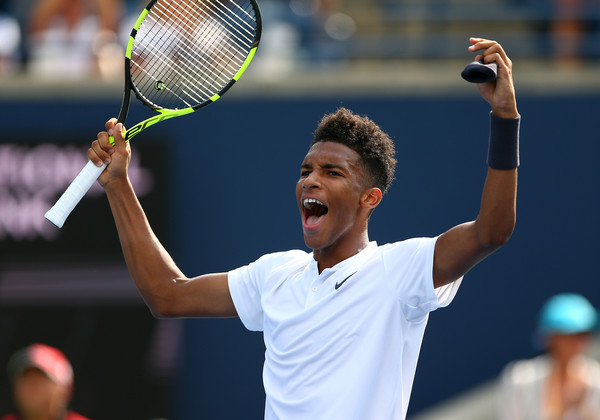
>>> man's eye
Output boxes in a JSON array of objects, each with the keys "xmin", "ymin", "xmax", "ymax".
[
  {"xmin": 301, "ymin": 171, "xmax": 310, "ymax": 177},
  {"xmin": 329, "ymin": 171, "xmax": 341, "ymax": 176}
]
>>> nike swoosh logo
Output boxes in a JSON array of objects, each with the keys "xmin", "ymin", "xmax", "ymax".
[{"xmin": 335, "ymin": 271, "xmax": 357, "ymax": 290}]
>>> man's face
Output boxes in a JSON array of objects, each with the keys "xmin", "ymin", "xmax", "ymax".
[
  {"xmin": 296, "ymin": 141, "xmax": 369, "ymax": 252},
  {"xmin": 13, "ymin": 368, "xmax": 70, "ymax": 418}
]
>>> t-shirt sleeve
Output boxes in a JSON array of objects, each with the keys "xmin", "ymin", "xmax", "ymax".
[
  {"xmin": 381, "ymin": 236, "xmax": 462, "ymax": 322},
  {"xmin": 228, "ymin": 250, "xmax": 308, "ymax": 332},
  {"xmin": 228, "ymin": 257, "xmax": 267, "ymax": 332}
]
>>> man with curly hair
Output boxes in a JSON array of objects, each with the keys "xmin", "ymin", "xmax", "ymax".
[
  {"xmin": 312, "ymin": 107, "xmax": 397, "ymax": 194},
  {"xmin": 88, "ymin": 37, "xmax": 519, "ymax": 419}
]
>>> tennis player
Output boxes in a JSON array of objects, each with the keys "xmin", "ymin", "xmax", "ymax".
[{"xmin": 89, "ymin": 37, "xmax": 520, "ymax": 419}]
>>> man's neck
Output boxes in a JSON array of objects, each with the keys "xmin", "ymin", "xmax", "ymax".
[{"xmin": 313, "ymin": 236, "xmax": 370, "ymax": 273}]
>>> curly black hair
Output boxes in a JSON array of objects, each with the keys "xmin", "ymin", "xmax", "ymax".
[{"xmin": 311, "ymin": 108, "xmax": 397, "ymax": 194}]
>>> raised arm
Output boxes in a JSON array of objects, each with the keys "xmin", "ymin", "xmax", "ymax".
[
  {"xmin": 89, "ymin": 119, "xmax": 236, "ymax": 318},
  {"xmin": 433, "ymin": 38, "xmax": 519, "ymax": 288}
]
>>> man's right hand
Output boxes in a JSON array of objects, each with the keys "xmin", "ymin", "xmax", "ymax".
[{"xmin": 88, "ymin": 118, "xmax": 131, "ymax": 189}]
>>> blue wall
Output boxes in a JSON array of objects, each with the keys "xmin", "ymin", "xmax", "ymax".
[{"xmin": 2, "ymin": 92, "xmax": 598, "ymax": 418}]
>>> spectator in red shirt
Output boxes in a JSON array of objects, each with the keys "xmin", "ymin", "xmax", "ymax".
[{"xmin": 1, "ymin": 343, "xmax": 90, "ymax": 420}]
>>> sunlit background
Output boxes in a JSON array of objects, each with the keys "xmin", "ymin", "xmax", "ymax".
[{"xmin": 0, "ymin": 0, "xmax": 599, "ymax": 419}]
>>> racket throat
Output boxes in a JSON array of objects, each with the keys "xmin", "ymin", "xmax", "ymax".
[{"xmin": 125, "ymin": 108, "xmax": 195, "ymax": 141}]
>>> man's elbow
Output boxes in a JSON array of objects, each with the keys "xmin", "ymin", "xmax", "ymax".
[
  {"xmin": 143, "ymin": 295, "xmax": 181, "ymax": 319},
  {"xmin": 149, "ymin": 305, "xmax": 169, "ymax": 319},
  {"xmin": 479, "ymin": 217, "xmax": 516, "ymax": 248},
  {"xmin": 150, "ymin": 302, "xmax": 186, "ymax": 319},
  {"xmin": 487, "ymin": 229, "xmax": 514, "ymax": 248}
]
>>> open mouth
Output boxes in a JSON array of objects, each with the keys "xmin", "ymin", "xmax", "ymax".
[{"xmin": 302, "ymin": 198, "xmax": 329, "ymax": 227}]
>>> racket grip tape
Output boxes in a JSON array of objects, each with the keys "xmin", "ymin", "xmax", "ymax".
[
  {"xmin": 461, "ymin": 59, "xmax": 498, "ymax": 83},
  {"xmin": 44, "ymin": 160, "xmax": 106, "ymax": 228}
]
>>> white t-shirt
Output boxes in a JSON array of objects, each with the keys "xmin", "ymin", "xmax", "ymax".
[{"xmin": 228, "ymin": 237, "xmax": 462, "ymax": 420}]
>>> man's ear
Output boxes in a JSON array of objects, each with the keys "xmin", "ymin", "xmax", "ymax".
[{"xmin": 361, "ymin": 187, "xmax": 383, "ymax": 210}]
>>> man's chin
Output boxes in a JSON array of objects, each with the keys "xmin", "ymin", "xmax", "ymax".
[{"xmin": 303, "ymin": 234, "xmax": 324, "ymax": 251}]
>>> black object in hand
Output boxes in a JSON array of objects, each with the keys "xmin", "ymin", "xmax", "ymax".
[{"xmin": 461, "ymin": 59, "xmax": 497, "ymax": 83}]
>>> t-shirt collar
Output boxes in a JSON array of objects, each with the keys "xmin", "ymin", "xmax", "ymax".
[{"xmin": 308, "ymin": 241, "xmax": 378, "ymax": 277}]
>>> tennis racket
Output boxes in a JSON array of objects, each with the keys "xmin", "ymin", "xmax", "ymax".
[{"xmin": 45, "ymin": 0, "xmax": 262, "ymax": 228}]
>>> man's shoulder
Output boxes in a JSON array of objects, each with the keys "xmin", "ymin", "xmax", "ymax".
[
  {"xmin": 376, "ymin": 236, "xmax": 438, "ymax": 257},
  {"xmin": 255, "ymin": 249, "xmax": 311, "ymax": 267},
  {"xmin": 231, "ymin": 249, "xmax": 312, "ymax": 280}
]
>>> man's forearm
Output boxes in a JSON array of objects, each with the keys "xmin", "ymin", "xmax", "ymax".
[
  {"xmin": 105, "ymin": 178, "xmax": 185, "ymax": 313},
  {"xmin": 475, "ymin": 113, "xmax": 519, "ymax": 247}
]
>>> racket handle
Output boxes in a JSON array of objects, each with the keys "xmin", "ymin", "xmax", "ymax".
[
  {"xmin": 461, "ymin": 59, "xmax": 498, "ymax": 83},
  {"xmin": 44, "ymin": 160, "xmax": 106, "ymax": 228}
]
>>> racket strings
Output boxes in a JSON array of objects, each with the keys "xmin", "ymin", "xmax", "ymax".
[
  {"xmin": 131, "ymin": 0, "xmax": 258, "ymax": 110},
  {"xmin": 155, "ymin": 0, "xmax": 248, "ymax": 73},
  {"xmin": 135, "ymin": 3, "xmax": 238, "ymax": 106},
  {"xmin": 202, "ymin": 0, "xmax": 257, "ymax": 49},
  {"xmin": 143, "ymin": 1, "xmax": 246, "ymax": 85},
  {"xmin": 181, "ymin": 1, "xmax": 248, "ymax": 84}
]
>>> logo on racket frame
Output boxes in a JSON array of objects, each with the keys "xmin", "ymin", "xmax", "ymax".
[{"xmin": 124, "ymin": 108, "xmax": 194, "ymax": 141}]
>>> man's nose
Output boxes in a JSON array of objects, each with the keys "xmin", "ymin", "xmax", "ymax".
[{"xmin": 302, "ymin": 172, "xmax": 321, "ymax": 189}]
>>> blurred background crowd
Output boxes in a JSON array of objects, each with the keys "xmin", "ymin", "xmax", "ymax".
[{"xmin": 0, "ymin": 0, "xmax": 599, "ymax": 80}]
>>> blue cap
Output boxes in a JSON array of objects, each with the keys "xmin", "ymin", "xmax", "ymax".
[{"xmin": 537, "ymin": 293, "xmax": 598, "ymax": 337}]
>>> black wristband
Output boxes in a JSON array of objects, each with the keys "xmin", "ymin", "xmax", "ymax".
[{"xmin": 487, "ymin": 112, "xmax": 520, "ymax": 169}]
